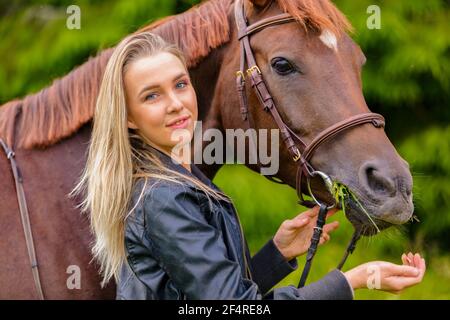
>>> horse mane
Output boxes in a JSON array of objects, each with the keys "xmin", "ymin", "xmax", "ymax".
[
  {"xmin": 276, "ymin": 0, "xmax": 352, "ymax": 35},
  {"xmin": 0, "ymin": 0, "xmax": 351, "ymax": 149}
]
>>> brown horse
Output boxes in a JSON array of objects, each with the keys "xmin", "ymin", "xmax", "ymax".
[{"xmin": 0, "ymin": 0, "xmax": 413, "ymax": 299}]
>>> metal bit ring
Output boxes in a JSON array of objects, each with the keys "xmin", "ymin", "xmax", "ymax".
[{"xmin": 306, "ymin": 170, "xmax": 337, "ymax": 210}]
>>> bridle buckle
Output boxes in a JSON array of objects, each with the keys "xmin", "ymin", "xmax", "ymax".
[
  {"xmin": 235, "ymin": 70, "xmax": 245, "ymax": 79},
  {"xmin": 292, "ymin": 148, "xmax": 301, "ymax": 162},
  {"xmin": 246, "ymin": 65, "xmax": 261, "ymax": 76}
]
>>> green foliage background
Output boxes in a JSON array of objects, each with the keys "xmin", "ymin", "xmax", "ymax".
[{"xmin": 1, "ymin": 0, "xmax": 448, "ymax": 299}]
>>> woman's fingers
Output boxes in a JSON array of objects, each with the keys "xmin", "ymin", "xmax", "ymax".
[
  {"xmin": 408, "ymin": 252, "xmax": 414, "ymax": 265},
  {"xmin": 319, "ymin": 223, "xmax": 338, "ymax": 245},
  {"xmin": 414, "ymin": 253, "xmax": 423, "ymax": 271},
  {"xmin": 388, "ymin": 264, "xmax": 420, "ymax": 277},
  {"xmin": 382, "ymin": 263, "xmax": 420, "ymax": 292},
  {"xmin": 323, "ymin": 221, "xmax": 339, "ymax": 233},
  {"xmin": 305, "ymin": 206, "xmax": 320, "ymax": 218},
  {"xmin": 319, "ymin": 233, "xmax": 330, "ymax": 245},
  {"xmin": 415, "ymin": 254, "xmax": 426, "ymax": 278},
  {"xmin": 403, "ymin": 252, "xmax": 425, "ymax": 273},
  {"xmin": 326, "ymin": 208, "xmax": 339, "ymax": 218},
  {"xmin": 292, "ymin": 217, "xmax": 310, "ymax": 229},
  {"xmin": 421, "ymin": 256, "xmax": 426, "ymax": 272},
  {"xmin": 296, "ymin": 205, "xmax": 342, "ymax": 217},
  {"xmin": 355, "ymin": 256, "xmax": 427, "ymax": 294},
  {"xmin": 402, "ymin": 253, "xmax": 414, "ymax": 266},
  {"xmin": 401, "ymin": 253, "xmax": 409, "ymax": 266},
  {"xmin": 413, "ymin": 253, "xmax": 419, "ymax": 266},
  {"xmin": 290, "ymin": 207, "xmax": 318, "ymax": 223},
  {"xmin": 296, "ymin": 206, "xmax": 341, "ymax": 223},
  {"xmin": 290, "ymin": 206, "xmax": 321, "ymax": 227},
  {"xmin": 387, "ymin": 274, "xmax": 423, "ymax": 292},
  {"xmin": 287, "ymin": 207, "xmax": 340, "ymax": 234},
  {"xmin": 405, "ymin": 254, "xmax": 426, "ymax": 282},
  {"xmin": 283, "ymin": 216, "xmax": 310, "ymax": 231}
]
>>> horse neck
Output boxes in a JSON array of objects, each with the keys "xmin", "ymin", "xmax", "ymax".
[
  {"xmin": 188, "ymin": 41, "xmax": 235, "ymax": 178},
  {"xmin": 189, "ymin": 46, "xmax": 225, "ymax": 123}
]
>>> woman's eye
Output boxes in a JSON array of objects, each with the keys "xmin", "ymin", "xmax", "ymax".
[
  {"xmin": 271, "ymin": 57, "xmax": 296, "ymax": 75},
  {"xmin": 176, "ymin": 81, "xmax": 188, "ymax": 89},
  {"xmin": 145, "ymin": 93, "xmax": 158, "ymax": 101}
]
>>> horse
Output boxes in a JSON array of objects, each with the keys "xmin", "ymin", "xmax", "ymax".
[{"xmin": 0, "ymin": 0, "xmax": 413, "ymax": 299}]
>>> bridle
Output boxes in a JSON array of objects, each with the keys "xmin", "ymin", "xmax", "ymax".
[{"xmin": 234, "ymin": 0, "xmax": 386, "ymax": 287}]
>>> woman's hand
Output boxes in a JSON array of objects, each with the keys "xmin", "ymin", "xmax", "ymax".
[
  {"xmin": 273, "ymin": 206, "xmax": 340, "ymax": 261},
  {"xmin": 344, "ymin": 253, "xmax": 426, "ymax": 294}
]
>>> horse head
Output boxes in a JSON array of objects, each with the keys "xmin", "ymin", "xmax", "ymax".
[{"xmin": 215, "ymin": 0, "xmax": 413, "ymax": 236}]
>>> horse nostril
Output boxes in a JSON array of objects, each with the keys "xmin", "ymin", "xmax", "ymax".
[
  {"xmin": 360, "ymin": 163, "xmax": 397, "ymax": 197},
  {"xmin": 399, "ymin": 176, "xmax": 412, "ymax": 198}
]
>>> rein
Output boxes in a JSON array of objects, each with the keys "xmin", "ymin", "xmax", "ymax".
[{"xmin": 0, "ymin": 136, "xmax": 44, "ymax": 299}]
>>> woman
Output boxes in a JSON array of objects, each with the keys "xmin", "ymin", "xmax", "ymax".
[{"xmin": 71, "ymin": 32, "xmax": 425, "ymax": 299}]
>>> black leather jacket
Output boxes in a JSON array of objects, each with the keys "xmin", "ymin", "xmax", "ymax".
[{"xmin": 116, "ymin": 147, "xmax": 354, "ymax": 300}]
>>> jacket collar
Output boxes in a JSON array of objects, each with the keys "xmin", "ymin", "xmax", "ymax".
[{"xmin": 148, "ymin": 144, "xmax": 220, "ymax": 192}]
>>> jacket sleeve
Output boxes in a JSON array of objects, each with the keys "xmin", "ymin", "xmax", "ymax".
[
  {"xmin": 250, "ymin": 238, "xmax": 298, "ymax": 294},
  {"xmin": 142, "ymin": 184, "xmax": 354, "ymax": 300}
]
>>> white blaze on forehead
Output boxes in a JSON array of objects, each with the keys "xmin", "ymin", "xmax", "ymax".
[{"xmin": 319, "ymin": 29, "xmax": 338, "ymax": 52}]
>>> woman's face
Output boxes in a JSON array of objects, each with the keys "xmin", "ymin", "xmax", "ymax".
[{"xmin": 124, "ymin": 52, "xmax": 197, "ymax": 156}]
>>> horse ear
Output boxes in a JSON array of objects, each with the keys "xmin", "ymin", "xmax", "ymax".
[{"xmin": 248, "ymin": 0, "xmax": 272, "ymax": 9}]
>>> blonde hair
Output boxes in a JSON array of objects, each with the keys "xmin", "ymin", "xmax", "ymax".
[{"xmin": 70, "ymin": 32, "xmax": 229, "ymax": 288}]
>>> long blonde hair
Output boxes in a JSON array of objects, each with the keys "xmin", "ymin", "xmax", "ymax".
[{"xmin": 70, "ymin": 32, "xmax": 229, "ymax": 288}]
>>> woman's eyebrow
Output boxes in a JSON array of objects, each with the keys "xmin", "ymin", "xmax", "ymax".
[
  {"xmin": 138, "ymin": 84, "xmax": 158, "ymax": 96},
  {"xmin": 172, "ymin": 72, "xmax": 188, "ymax": 81},
  {"xmin": 138, "ymin": 72, "xmax": 188, "ymax": 96}
]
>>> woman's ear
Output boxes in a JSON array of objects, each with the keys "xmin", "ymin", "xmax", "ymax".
[{"xmin": 127, "ymin": 118, "xmax": 138, "ymax": 129}]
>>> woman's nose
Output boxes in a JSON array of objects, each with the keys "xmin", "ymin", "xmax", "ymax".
[{"xmin": 167, "ymin": 92, "xmax": 184, "ymax": 112}]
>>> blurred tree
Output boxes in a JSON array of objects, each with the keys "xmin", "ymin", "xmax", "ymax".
[
  {"xmin": 175, "ymin": 0, "xmax": 200, "ymax": 13},
  {"xmin": 335, "ymin": 0, "xmax": 450, "ymax": 139},
  {"xmin": 0, "ymin": 0, "xmax": 176, "ymax": 102},
  {"xmin": 334, "ymin": 0, "xmax": 450, "ymax": 250}
]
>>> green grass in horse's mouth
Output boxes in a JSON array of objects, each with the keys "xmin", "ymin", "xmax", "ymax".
[{"xmin": 331, "ymin": 181, "xmax": 381, "ymax": 233}]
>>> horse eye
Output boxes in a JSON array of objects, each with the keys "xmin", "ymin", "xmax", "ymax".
[{"xmin": 271, "ymin": 57, "xmax": 295, "ymax": 75}]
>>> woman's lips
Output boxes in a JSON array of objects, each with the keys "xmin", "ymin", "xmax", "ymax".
[{"xmin": 167, "ymin": 116, "xmax": 190, "ymax": 129}]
